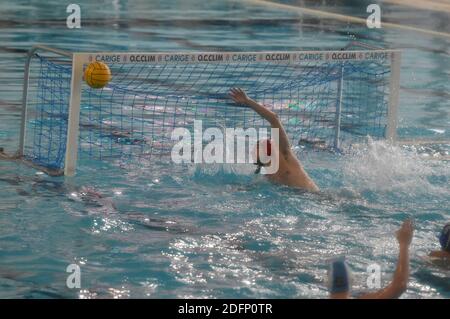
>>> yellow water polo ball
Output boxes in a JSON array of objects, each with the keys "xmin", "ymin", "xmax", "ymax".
[{"xmin": 84, "ymin": 61, "xmax": 111, "ymax": 89}]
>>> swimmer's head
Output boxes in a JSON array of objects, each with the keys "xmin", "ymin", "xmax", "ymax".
[
  {"xmin": 253, "ymin": 139, "xmax": 272, "ymax": 174},
  {"xmin": 439, "ymin": 223, "xmax": 450, "ymax": 252},
  {"xmin": 328, "ymin": 258, "xmax": 352, "ymax": 298}
]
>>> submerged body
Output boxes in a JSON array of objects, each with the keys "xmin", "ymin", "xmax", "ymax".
[
  {"xmin": 429, "ymin": 250, "xmax": 450, "ymax": 259},
  {"xmin": 429, "ymin": 223, "xmax": 450, "ymax": 265}
]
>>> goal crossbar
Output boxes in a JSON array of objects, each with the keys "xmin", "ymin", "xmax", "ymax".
[{"xmin": 10, "ymin": 44, "xmax": 401, "ymax": 176}]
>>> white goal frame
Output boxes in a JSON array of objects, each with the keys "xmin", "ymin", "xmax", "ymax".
[{"xmin": 17, "ymin": 44, "xmax": 402, "ymax": 176}]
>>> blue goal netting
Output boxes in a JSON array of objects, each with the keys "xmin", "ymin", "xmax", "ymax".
[{"xmin": 21, "ymin": 49, "xmax": 398, "ymax": 174}]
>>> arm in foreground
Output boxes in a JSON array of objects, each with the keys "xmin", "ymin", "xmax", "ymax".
[{"xmin": 359, "ymin": 219, "xmax": 414, "ymax": 299}]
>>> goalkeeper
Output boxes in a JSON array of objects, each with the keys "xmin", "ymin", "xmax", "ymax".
[{"xmin": 229, "ymin": 88, "xmax": 319, "ymax": 192}]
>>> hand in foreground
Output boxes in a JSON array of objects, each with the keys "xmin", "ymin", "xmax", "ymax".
[
  {"xmin": 396, "ymin": 219, "xmax": 414, "ymax": 247},
  {"xmin": 229, "ymin": 87, "xmax": 251, "ymax": 105}
]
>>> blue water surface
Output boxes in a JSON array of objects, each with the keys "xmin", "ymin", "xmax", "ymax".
[{"xmin": 0, "ymin": 0, "xmax": 449, "ymax": 298}]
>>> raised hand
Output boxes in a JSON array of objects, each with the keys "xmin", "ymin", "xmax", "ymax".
[
  {"xmin": 229, "ymin": 87, "xmax": 251, "ymax": 105},
  {"xmin": 396, "ymin": 219, "xmax": 414, "ymax": 247}
]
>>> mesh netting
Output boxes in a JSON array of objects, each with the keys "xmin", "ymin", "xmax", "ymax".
[{"xmin": 23, "ymin": 51, "xmax": 392, "ymax": 170}]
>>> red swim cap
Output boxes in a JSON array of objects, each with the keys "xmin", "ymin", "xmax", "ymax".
[
  {"xmin": 266, "ymin": 140, "xmax": 272, "ymax": 156},
  {"xmin": 257, "ymin": 139, "xmax": 272, "ymax": 157}
]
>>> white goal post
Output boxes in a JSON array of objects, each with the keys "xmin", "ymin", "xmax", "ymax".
[{"xmin": 12, "ymin": 44, "xmax": 401, "ymax": 176}]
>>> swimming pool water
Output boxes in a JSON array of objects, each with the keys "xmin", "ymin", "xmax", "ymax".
[{"xmin": 0, "ymin": 0, "xmax": 449, "ymax": 298}]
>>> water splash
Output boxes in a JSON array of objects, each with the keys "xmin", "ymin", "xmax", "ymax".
[{"xmin": 341, "ymin": 138, "xmax": 449, "ymax": 197}]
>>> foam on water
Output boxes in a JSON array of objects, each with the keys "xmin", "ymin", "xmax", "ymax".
[{"xmin": 341, "ymin": 138, "xmax": 449, "ymax": 198}]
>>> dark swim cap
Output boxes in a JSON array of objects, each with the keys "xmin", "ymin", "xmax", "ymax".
[
  {"xmin": 439, "ymin": 223, "xmax": 450, "ymax": 252},
  {"xmin": 328, "ymin": 259, "xmax": 351, "ymax": 294}
]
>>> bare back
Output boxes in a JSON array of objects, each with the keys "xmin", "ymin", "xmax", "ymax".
[{"xmin": 266, "ymin": 148, "xmax": 319, "ymax": 192}]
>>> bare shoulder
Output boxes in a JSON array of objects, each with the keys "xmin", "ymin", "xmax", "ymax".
[
  {"xmin": 282, "ymin": 147, "xmax": 299, "ymax": 163},
  {"xmin": 426, "ymin": 251, "xmax": 450, "ymax": 270},
  {"xmin": 429, "ymin": 250, "xmax": 450, "ymax": 259}
]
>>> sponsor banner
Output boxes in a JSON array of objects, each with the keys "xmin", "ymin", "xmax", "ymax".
[{"xmin": 78, "ymin": 50, "xmax": 398, "ymax": 64}]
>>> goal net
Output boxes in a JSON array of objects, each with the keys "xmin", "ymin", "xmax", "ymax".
[{"xmin": 12, "ymin": 45, "xmax": 401, "ymax": 176}]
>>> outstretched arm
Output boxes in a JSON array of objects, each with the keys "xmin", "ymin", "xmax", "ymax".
[
  {"xmin": 359, "ymin": 219, "xmax": 413, "ymax": 299},
  {"xmin": 429, "ymin": 250, "xmax": 450, "ymax": 258},
  {"xmin": 229, "ymin": 88, "xmax": 291, "ymax": 158}
]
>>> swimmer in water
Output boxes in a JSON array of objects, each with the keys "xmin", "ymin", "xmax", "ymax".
[
  {"xmin": 229, "ymin": 88, "xmax": 319, "ymax": 192},
  {"xmin": 328, "ymin": 219, "xmax": 414, "ymax": 299},
  {"xmin": 428, "ymin": 223, "xmax": 450, "ymax": 261}
]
